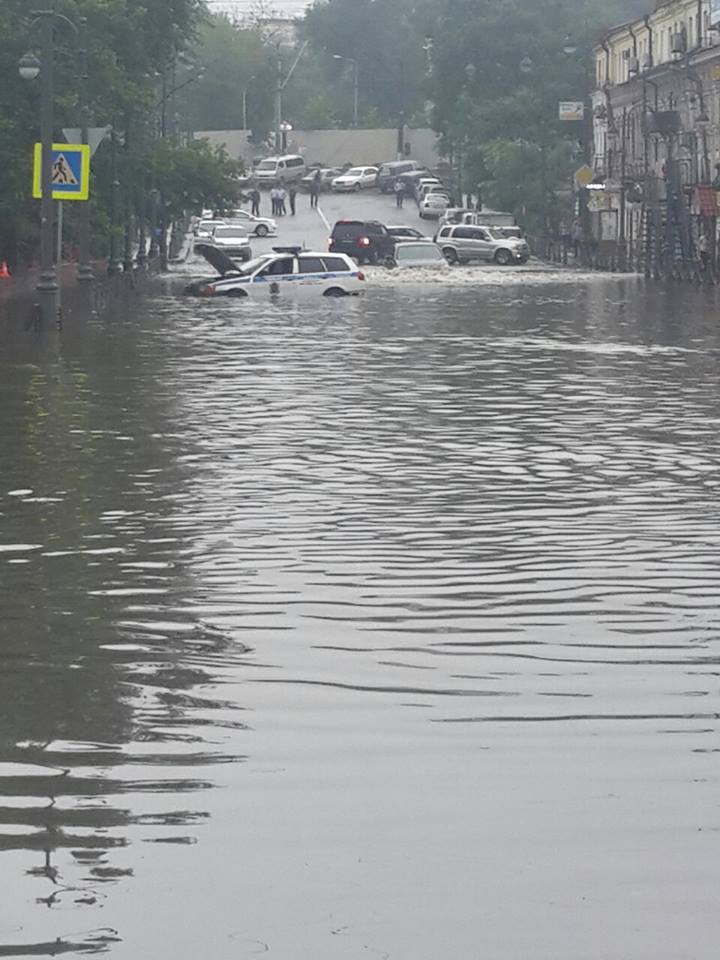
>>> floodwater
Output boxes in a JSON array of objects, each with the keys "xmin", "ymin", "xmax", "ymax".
[{"xmin": 1, "ymin": 273, "xmax": 719, "ymax": 959}]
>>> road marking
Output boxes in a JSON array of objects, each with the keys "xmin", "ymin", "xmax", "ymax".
[{"xmin": 316, "ymin": 206, "xmax": 330, "ymax": 231}]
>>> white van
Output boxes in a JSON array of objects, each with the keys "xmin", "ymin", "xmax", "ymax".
[{"xmin": 254, "ymin": 155, "xmax": 306, "ymax": 186}]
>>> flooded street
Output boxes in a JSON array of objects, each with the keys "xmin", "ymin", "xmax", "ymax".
[{"xmin": 1, "ymin": 232, "xmax": 720, "ymax": 957}]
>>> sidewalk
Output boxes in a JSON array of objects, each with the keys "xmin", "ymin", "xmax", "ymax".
[{"xmin": 0, "ymin": 260, "xmax": 110, "ymax": 301}]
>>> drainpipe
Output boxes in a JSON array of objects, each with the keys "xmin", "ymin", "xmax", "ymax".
[
  {"xmin": 601, "ymin": 39, "xmax": 611, "ymax": 84},
  {"xmin": 645, "ymin": 16, "xmax": 654, "ymax": 67},
  {"xmin": 629, "ymin": 22, "xmax": 638, "ymax": 58},
  {"xmin": 697, "ymin": 0, "xmax": 703, "ymax": 48}
]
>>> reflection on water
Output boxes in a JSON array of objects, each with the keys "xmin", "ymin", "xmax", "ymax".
[{"xmin": 1, "ymin": 277, "xmax": 720, "ymax": 958}]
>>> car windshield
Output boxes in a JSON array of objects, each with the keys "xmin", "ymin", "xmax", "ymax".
[
  {"xmin": 256, "ymin": 160, "xmax": 277, "ymax": 171},
  {"xmin": 397, "ymin": 244, "xmax": 443, "ymax": 261},
  {"xmin": 214, "ymin": 227, "xmax": 247, "ymax": 238},
  {"xmin": 488, "ymin": 228, "xmax": 521, "ymax": 240}
]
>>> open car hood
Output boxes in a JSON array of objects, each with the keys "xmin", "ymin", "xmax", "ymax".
[{"xmin": 194, "ymin": 242, "xmax": 243, "ymax": 277}]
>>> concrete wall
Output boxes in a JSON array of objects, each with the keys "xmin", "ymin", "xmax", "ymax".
[{"xmin": 195, "ymin": 128, "xmax": 442, "ymax": 172}]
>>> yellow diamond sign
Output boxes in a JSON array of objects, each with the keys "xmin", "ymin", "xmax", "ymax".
[{"xmin": 574, "ymin": 164, "xmax": 594, "ymax": 188}]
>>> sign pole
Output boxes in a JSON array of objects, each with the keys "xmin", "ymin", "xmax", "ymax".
[{"xmin": 56, "ymin": 201, "xmax": 64, "ymax": 313}]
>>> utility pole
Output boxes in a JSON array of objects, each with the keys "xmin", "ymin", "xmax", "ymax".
[
  {"xmin": 38, "ymin": 13, "xmax": 58, "ymax": 303},
  {"xmin": 275, "ymin": 41, "xmax": 309, "ymax": 151},
  {"xmin": 275, "ymin": 46, "xmax": 282, "ymax": 153}
]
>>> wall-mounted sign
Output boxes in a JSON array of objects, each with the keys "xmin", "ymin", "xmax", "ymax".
[
  {"xmin": 559, "ymin": 101, "xmax": 585, "ymax": 122},
  {"xmin": 711, "ymin": 0, "xmax": 720, "ymax": 27}
]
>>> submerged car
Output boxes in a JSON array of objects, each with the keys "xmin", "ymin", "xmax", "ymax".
[
  {"xmin": 186, "ymin": 244, "xmax": 366, "ymax": 298},
  {"xmin": 226, "ymin": 209, "xmax": 277, "ymax": 237},
  {"xmin": 386, "ymin": 241, "xmax": 448, "ymax": 270},
  {"xmin": 386, "ymin": 225, "xmax": 431, "ymax": 242}
]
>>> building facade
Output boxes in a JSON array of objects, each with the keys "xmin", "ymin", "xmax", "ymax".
[{"xmin": 590, "ymin": 0, "xmax": 720, "ymax": 276}]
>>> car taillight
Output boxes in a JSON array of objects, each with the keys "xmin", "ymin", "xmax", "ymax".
[
  {"xmin": 329, "ymin": 238, "xmax": 334, "ymax": 247},
  {"xmin": 357, "ymin": 271, "xmax": 366, "ymax": 281},
  {"xmin": 359, "ymin": 237, "xmax": 371, "ymax": 247}
]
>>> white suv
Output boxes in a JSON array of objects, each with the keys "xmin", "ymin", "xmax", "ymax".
[{"xmin": 435, "ymin": 224, "xmax": 529, "ymax": 265}]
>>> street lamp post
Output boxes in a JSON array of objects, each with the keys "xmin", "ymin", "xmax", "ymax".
[
  {"xmin": 332, "ymin": 54, "xmax": 358, "ymax": 126},
  {"xmin": 19, "ymin": 11, "xmax": 90, "ymax": 306}
]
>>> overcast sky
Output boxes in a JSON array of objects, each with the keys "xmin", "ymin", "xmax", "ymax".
[{"xmin": 206, "ymin": 0, "xmax": 311, "ymax": 17}]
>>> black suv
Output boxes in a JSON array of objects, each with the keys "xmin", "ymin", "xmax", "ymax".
[{"xmin": 329, "ymin": 220, "xmax": 395, "ymax": 264}]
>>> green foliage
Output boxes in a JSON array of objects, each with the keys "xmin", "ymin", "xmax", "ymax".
[
  {"xmin": 303, "ymin": 0, "xmax": 433, "ymax": 127},
  {"xmin": 178, "ymin": 16, "xmax": 275, "ymax": 134},
  {"xmin": 0, "ymin": 0, "xmax": 235, "ymax": 267},
  {"xmin": 150, "ymin": 138, "xmax": 241, "ymax": 219}
]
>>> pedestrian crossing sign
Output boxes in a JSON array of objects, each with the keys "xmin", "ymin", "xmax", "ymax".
[{"xmin": 32, "ymin": 143, "xmax": 90, "ymax": 201}]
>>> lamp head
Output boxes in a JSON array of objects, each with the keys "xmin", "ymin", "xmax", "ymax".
[
  {"xmin": 519, "ymin": 57, "xmax": 534, "ymax": 75},
  {"xmin": 19, "ymin": 52, "xmax": 41, "ymax": 81}
]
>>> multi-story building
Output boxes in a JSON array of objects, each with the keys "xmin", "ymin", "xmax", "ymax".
[{"xmin": 590, "ymin": 0, "xmax": 720, "ymax": 275}]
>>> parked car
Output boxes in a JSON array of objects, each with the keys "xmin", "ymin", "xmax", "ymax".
[
  {"xmin": 419, "ymin": 192, "xmax": 451, "ymax": 218},
  {"xmin": 441, "ymin": 208, "xmax": 517, "ymax": 228},
  {"xmin": 253, "ymin": 154, "xmax": 306, "ymax": 187},
  {"xmin": 435, "ymin": 224, "xmax": 529, "ymax": 265},
  {"xmin": 331, "ymin": 166, "xmax": 379, "ymax": 192},
  {"xmin": 415, "ymin": 178, "xmax": 444, "ymax": 200},
  {"xmin": 376, "ymin": 160, "xmax": 423, "ymax": 193},
  {"xmin": 386, "ymin": 225, "xmax": 431, "ymax": 242},
  {"xmin": 395, "ymin": 170, "xmax": 431, "ymax": 195},
  {"xmin": 300, "ymin": 167, "xmax": 341, "ymax": 192},
  {"xmin": 386, "ymin": 241, "xmax": 448, "ymax": 271},
  {"xmin": 187, "ymin": 244, "xmax": 365, "ymax": 298},
  {"xmin": 329, "ymin": 219, "xmax": 395, "ymax": 264},
  {"xmin": 205, "ymin": 224, "xmax": 252, "ymax": 261},
  {"xmin": 195, "ymin": 218, "xmax": 225, "ymax": 238},
  {"xmin": 226, "ymin": 209, "xmax": 277, "ymax": 237}
]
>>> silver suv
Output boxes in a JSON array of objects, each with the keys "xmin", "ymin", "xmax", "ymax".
[{"xmin": 435, "ymin": 225, "xmax": 529, "ymax": 265}]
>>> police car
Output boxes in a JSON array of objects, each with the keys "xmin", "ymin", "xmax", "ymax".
[{"xmin": 186, "ymin": 244, "xmax": 366, "ymax": 298}]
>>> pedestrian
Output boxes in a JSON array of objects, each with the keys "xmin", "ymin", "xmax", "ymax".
[
  {"xmin": 571, "ymin": 219, "xmax": 583, "ymax": 258},
  {"xmin": 289, "ymin": 184, "xmax": 297, "ymax": 216},
  {"xmin": 697, "ymin": 232, "xmax": 710, "ymax": 270},
  {"xmin": 466, "ymin": 192, "xmax": 473, "ymax": 209},
  {"xmin": 250, "ymin": 187, "xmax": 261, "ymax": 217},
  {"xmin": 309, "ymin": 169, "xmax": 320, "ymax": 209},
  {"xmin": 270, "ymin": 184, "xmax": 279, "ymax": 216},
  {"xmin": 394, "ymin": 178, "xmax": 404, "ymax": 209},
  {"xmin": 475, "ymin": 186, "xmax": 483, "ymax": 212},
  {"xmin": 278, "ymin": 186, "xmax": 287, "ymax": 216}
]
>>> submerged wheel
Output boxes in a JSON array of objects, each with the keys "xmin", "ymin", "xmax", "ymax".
[
  {"xmin": 226, "ymin": 288, "xmax": 248, "ymax": 298},
  {"xmin": 324, "ymin": 287, "xmax": 347, "ymax": 297},
  {"xmin": 443, "ymin": 247, "xmax": 458, "ymax": 264},
  {"xmin": 255, "ymin": 224, "xmax": 269, "ymax": 237},
  {"xmin": 494, "ymin": 248, "xmax": 513, "ymax": 266}
]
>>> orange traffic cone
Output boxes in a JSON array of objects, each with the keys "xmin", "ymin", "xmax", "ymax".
[{"xmin": 0, "ymin": 262, "xmax": 11, "ymax": 279}]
